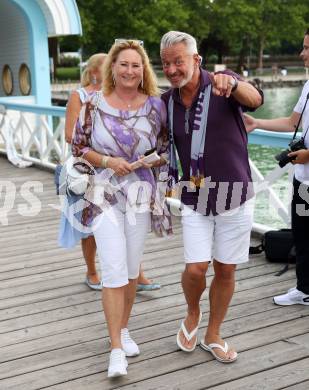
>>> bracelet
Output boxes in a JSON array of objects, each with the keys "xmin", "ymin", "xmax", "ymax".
[{"xmin": 101, "ymin": 155, "xmax": 110, "ymax": 168}]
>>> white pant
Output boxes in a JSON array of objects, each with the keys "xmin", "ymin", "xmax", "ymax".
[
  {"xmin": 181, "ymin": 199, "xmax": 255, "ymax": 264},
  {"xmin": 94, "ymin": 207, "xmax": 150, "ymax": 288}
]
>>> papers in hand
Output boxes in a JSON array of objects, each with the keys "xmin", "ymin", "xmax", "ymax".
[{"xmin": 131, "ymin": 151, "xmax": 160, "ymax": 170}]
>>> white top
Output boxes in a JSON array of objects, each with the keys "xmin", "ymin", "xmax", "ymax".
[
  {"xmin": 293, "ymin": 80, "xmax": 309, "ymax": 183},
  {"xmin": 76, "ymin": 87, "xmax": 96, "ymax": 104},
  {"xmin": 76, "ymin": 94, "xmax": 166, "ymax": 217}
]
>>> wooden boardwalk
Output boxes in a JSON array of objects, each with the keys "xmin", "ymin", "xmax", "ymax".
[{"xmin": 0, "ymin": 156, "xmax": 308, "ymax": 390}]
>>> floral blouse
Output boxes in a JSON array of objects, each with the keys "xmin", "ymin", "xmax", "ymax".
[{"xmin": 72, "ymin": 92, "xmax": 172, "ymax": 236}]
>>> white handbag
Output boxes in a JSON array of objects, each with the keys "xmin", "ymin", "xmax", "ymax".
[
  {"xmin": 64, "ymin": 91, "xmax": 101, "ymax": 196},
  {"xmin": 65, "ymin": 156, "xmax": 90, "ymax": 195}
]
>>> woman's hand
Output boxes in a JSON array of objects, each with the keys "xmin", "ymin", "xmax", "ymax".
[
  {"xmin": 107, "ymin": 157, "xmax": 133, "ymax": 176},
  {"xmin": 243, "ymin": 113, "xmax": 258, "ymax": 133},
  {"xmin": 150, "ymin": 156, "xmax": 167, "ymax": 168},
  {"xmin": 134, "ymin": 155, "xmax": 167, "ymax": 169}
]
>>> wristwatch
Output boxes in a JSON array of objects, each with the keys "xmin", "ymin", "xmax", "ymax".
[{"xmin": 230, "ymin": 77, "xmax": 238, "ymax": 92}]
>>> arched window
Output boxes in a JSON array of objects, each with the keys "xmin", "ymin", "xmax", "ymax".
[
  {"xmin": 2, "ymin": 65, "xmax": 14, "ymax": 95},
  {"xmin": 19, "ymin": 63, "xmax": 31, "ymax": 95}
]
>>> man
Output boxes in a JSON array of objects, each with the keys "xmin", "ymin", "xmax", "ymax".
[
  {"xmin": 160, "ymin": 31, "xmax": 263, "ymax": 363},
  {"xmin": 244, "ymin": 28, "xmax": 309, "ymax": 307}
]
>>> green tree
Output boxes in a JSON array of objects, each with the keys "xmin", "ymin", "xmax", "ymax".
[
  {"xmin": 61, "ymin": 0, "xmax": 308, "ymax": 71},
  {"xmin": 198, "ymin": 0, "xmax": 307, "ymax": 71},
  {"xmin": 253, "ymin": 0, "xmax": 307, "ymax": 70},
  {"xmin": 75, "ymin": 0, "xmax": 191, "ymax": 59},
  {"xmin": 201, "ymin": 0, "xmax": 257, "ymax": 67}
]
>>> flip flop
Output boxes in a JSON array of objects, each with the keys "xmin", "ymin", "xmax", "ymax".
[
  {"xmin": 136, "ymin": 282, "xmax": 161, "ymax": 291},
  {"xmin": 200, "ymin": 340, "xmax": 238, "ymax": 363},
  {"xmin": 85, "ymin": 276, "xmax": 103, "ymax": 291},
  {"xmin": 176, "ymin": 312, "xmax": 202, "ymax": 352}
]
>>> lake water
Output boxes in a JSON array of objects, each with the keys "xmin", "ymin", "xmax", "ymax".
[{"xmin": 248, "ymin": 86, "xmax": 302, "ymax": 228}]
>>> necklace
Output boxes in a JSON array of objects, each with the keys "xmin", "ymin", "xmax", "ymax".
[{"xmin": 114, "ymin": 90, "xmax": 140, "ymax": 110}]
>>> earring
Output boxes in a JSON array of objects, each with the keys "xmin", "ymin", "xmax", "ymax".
[
  {"xmin": 91, "ymin": 75, "xmax": 97, "ymax": 85},
  {"xmin": 112, "ymin": 72, "xmax": 116, "ymax": 86},
  {"xmin": 140, "ymin": 75, "xmax": 143, "ymax": 89}
]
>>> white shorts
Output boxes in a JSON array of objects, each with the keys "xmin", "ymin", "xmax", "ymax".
[
  {"xmin": 181, "ymin": 199, "xmax": 254, "ymax": 264},
  {"xmin": 93, "ymin": 206, "xmax": 150, "ymax": 288}
]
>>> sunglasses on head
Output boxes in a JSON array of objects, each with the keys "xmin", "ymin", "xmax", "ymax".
[{"xmin": 114, "ymin": 38, "xmax": 144, "ymax": 47}]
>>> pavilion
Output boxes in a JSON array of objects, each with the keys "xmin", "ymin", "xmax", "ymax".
[{"xmin": 0, "ymin": 0, "xmax": 82, "ymax": 106}]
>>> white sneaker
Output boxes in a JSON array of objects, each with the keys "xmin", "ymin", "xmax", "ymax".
[
  {"xmin": 121, "ymin": 328, "xmax": 140, "ymax": 357},
  {"xmin": 273, "ymin": 287, "xmax": 309, "ymax": 306},
  {"xmin": 107, "ymin": 348, "xmax": 128, "ymax": 378}
]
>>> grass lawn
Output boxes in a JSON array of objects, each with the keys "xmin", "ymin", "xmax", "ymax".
[{"xmin": 55, "ymin": 67, "xmax": 80, "ymax": 81}]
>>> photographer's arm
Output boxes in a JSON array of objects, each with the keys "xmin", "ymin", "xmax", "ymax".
[{"xmin": 243, "ymin": 111, "xmax": 301, "ymax": 133}]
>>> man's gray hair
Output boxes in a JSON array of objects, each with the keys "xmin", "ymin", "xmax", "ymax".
[{"xmin": 160, "ymin": 31, "xmax": 198, "ymax": 55}]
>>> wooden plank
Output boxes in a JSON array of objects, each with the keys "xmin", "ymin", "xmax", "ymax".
[
  {"xmin": 0, "ymin": 263, "xmax": 295, "ymax": 332},
  {"xmin": 1, "ymin": 159, "xmax": 307, "ymax": 390},
  {"xmin": 0, "ymin": 254, "xmax": 274, "ymax": 321},
  {"xmin": 0, "ymin": 239, "xmax": 264, "ymax": 275},
  {"xmin": 113, "ymin": 334, "xmax": 309, "ymax": 390},
  {"xmin": 0, "ymin": 229, "xmax": 184, "ymax": 259},
  {"xmin": 0, "ymin": 253, "xmax": 287, "ymax": 291},
  {"xmin": 283, "ymin": 381, "xmax": 309, "ymax": 390},
  {"xmin": 9, "ymin": 330, "xmax": 308, "ymax": 390},
  {"xmin": 207, "ymin": 359, "xmax": 309, "ymax": 389},
  {"xmin": 0, "ymin": 244, "xmax": 185, "ymax": 278},
  {"xmin": 0, "ymin": 282, "xmax": 305, "ymax": 361},
  {"xmin": 0, "ymin": 308, "xmax": 307, "ymax": 390},
  {"xmin": 0, "ymin": 253, "xmax": 295, "ymax": 301},
  {"xmin": 0, "ymin": 219, "xmax": 183, "ymax": 244},
  {"xmin": 0, "ymin": 316, "xmax": 304, "ymax": 384}
]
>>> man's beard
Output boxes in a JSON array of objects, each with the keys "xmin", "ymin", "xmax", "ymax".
[{"xmin": 178, "ymin": 66, "xmax": 195, "ymax": 88}]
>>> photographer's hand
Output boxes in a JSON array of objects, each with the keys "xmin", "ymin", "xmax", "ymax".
[
  {"xmin": 289, "ymin": 149, "xmax": 309, "ymax": 165},
  {"xmin": 243, "ymin": 114, "xmax": 258, "ymax": 133}
]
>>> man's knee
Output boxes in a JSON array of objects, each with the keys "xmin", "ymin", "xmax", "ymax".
[
  {"xmin": 185, "ymin": 262, "xmax": 209, "ymax": 280},
  {"xmin": 214, "ymin": 261, "xmax": 236, "ymax": 281}
]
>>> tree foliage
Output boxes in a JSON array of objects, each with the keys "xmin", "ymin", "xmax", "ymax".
[
  {"xmin": 252, "ymin": 0, "xmax": 307, "ymax": 68},
  {"xmin": 60, "ymin": 0, "xmax": 308, "ymax": 69}
]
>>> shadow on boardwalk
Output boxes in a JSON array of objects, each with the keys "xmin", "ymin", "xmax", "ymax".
[{"xmin": 0, "ymin": 157, "xmax": 308, "ymax": 390}]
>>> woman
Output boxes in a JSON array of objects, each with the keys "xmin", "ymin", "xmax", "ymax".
[
  {"xmin": 59, "ymin": 52, "xmax": 159, "ymax": 291},
  {"xmin": 58, "ymin": 53, "xmax": 107, "ymax": 290},
  {"xmin": 72, "ymin": 40, "xmax": 171, "ymax": 378}
]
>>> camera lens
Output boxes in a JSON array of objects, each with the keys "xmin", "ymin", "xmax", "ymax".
[{"xmin": 275, "ymin": 149, "xmax": 291, "ymax": 168}]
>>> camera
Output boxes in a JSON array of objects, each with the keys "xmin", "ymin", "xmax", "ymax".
[{"xmin": 275, "ymin": 138, "xmax": 306, "ymax": 168}]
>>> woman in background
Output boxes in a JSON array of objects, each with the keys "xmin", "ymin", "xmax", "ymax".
[{"xmin": 59, "ymin": 53, "xmax": 106, "ymax": 290}]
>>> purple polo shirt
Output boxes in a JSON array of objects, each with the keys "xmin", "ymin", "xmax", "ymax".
[{"xmin": 162, "ymin": 69, "xmax": 263, "ymax": 215}]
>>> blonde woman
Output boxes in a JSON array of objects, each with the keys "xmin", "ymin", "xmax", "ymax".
[
  {"xmin": 65, "ymin": 53, "xmax": 107, "ymax": 143},
  {"xmin": 72, "ymin": 40, "xmax": 171, "ymax": 378},
  {"xmin": 59, "ymin": 52, "xmax": 159, "ymax": 292}
]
